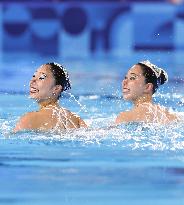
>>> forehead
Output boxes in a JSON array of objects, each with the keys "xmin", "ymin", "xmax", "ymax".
[
  {"xmin": 127, "ymin": 64, "xmax": 143, "ymax": 75},
  {"xmin": 36, "ymin": 64, "xmax": 52, "ymax": 75}
]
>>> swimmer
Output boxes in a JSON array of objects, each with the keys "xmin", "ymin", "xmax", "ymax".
[
  {"xmin": 14, "ymin": 62, "xmax": 87, "ymax": 132},
  {"xmin": 115, "ymin": 60, "xmax": 178, "ymax": 124}
]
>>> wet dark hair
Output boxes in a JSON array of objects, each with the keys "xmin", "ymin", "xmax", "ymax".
[
  {"xmin": 137, "ymin": 62, "xmax": 168, "ymax": 94},
  {"xmin": 46, "ymin": 62, "xmax": 71, "ymax": 94}
]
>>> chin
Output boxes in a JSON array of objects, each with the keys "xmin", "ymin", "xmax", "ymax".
[
  {"xmin": 123, "ymin": 94, "xmax": 132, "ymax": 101},
  {"xmin": 29, "ymin": 93, "xmax": 39, "ymax": 100}
]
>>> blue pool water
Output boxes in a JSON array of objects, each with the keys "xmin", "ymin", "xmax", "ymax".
[{"xmin": 1, "ymin": 56, "xmax": 184, "ymax": 205}]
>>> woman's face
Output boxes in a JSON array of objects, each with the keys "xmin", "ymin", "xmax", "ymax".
[
  {"xmin": 29, "ymin": 64, "xmax": 58, "ymax": 101},
  {"xmin": 122, "ymin": 64, "xmax": 147, "ymax": 102}
]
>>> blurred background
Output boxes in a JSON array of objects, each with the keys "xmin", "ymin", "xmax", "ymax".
[{"xmin": 0, "ymin": 0, "xmax": 184, "ymax": 94}]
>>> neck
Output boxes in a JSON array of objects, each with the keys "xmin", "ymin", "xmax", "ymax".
[
  {"xmin": 38, "ymin": 99, "xmax": 59, "ymax": 110},
  {"xmin": 133, "ymin": 95, "xmax": 152, "ymax": 107}
]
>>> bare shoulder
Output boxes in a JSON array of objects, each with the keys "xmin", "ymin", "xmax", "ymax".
[
  {"xmin": 17, "ymin": 112, "xmax": 37, "ymax": 124},
  {"xmin": 13, "ymin": 112, "xmax": 38, "ymax": 132},
  {"xmin": 165, "ymin": 109, "xmax": 180, "ymax": 122},
  {"xmin": 71, "ymin": 111, "xmax": 88, "ymax": 128},
  {"xmin": 115, "ymin": 111, "xmax": 134, "ymax": 124},
  {"xmin": 157, "ymin": 105, "xmax": 179, "ymax": 122},
  {"xmin": 61, "ymin": 108, "xmax": 87, "ymax": 128}
]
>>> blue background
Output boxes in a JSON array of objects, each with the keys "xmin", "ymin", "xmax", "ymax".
[{"xmin": 0, "ymin": 0, "xmax": 184, "ymax": 93}]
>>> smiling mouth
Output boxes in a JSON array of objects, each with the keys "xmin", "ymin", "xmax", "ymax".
[
  {"xmin": 30, "ymin": 87, "xmax": 38, "ymax": 93},
  {"xmin": 123, "ymin": 88, "xmax": 130, "ymax": 93}
]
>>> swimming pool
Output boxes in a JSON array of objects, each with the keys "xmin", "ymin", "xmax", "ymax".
[{"xmin": 1, "ymin": 57, "xmax": 184, "ymax": 205}]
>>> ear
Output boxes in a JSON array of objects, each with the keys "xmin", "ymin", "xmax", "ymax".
[
  {"xmin": 53, "ymin": 85, "xmax": 62, "ymax": 95},
  {"xmin": 144, "ymin": 83, "xmax": 153, "ymax": 94}
]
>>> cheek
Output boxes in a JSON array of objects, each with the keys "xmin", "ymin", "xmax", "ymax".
[
  {"xmin": 131, "ymin": 82, "xmax": 145, "ymax": 94},
  {"xmin": 41, "ymin": 79, "xmax": 54, "ymax": 89},
  {"xmin": 37, "ymin": 83, "xmax": 52, "ymax": 96},
  {"xmin": 136, "ymin": 83, "xmax": 144, "ymax": 90},
  {"xmin": 43, "ymin": 85, "xmax": 54, "ymax": 94}
]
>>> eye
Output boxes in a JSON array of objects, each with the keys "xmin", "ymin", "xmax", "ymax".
[
  {"xmin": 130, "ymin": 76, "xmax": 136, "ymax": 80},
  {"xmin": 32, "ymin": 74, "xmax": 36, "ymax": 78},
  {"xmin": 39, "ymin": 74, "xmax": 47, "ymax": 80}
]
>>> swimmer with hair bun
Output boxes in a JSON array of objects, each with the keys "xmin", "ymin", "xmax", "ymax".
[
  {"xmin": 115, "ymin": 60, "xmax": 178, "ymax": 124},
  {"xmin": 14, "ymin": 62, "xmax": 87, "ymax": 132}
]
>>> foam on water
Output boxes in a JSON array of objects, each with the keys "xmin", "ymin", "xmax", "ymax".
[{"xmin": 1, "ymin": 117, "xmax": 184, "ymax": 152}]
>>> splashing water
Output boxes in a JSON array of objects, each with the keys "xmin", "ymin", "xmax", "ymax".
[
  {"xmin": 66, "ymin": 92, "xmax": 88, "ymax": 115},
  {"xmin": 1, "ymin": 91, "xmax": 184, "ymax": 152},
  {"xmin": 2, "ymin": 119, "xmax": 184, "ymax": 151}
]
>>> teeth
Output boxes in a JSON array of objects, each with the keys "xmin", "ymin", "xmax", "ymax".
[
  {"xmin": 30, "ymin": 87, "xmax": 37, "ymax": 92},
  {"xmin": 123, "ymin": 89, "xmax": 130, "ymax": 93}
]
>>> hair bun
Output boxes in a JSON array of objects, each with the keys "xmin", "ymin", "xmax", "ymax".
[
  {"xmin": 158, "ymin": 69, "xmax": 168, "ymax": 85},
  {"xmin": 139, "ymin": 60, "xmax": 168, "ymax": 85},
  {"xmin": 46, "ymin": 62, "xmax": 71, "ymax": 91}
]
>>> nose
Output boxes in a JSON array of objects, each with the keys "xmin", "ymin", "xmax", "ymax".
[
  {"xmin": 30, "ymin": 77, "xmax": 36, "ymax": 86},
  {"xmin": 122, "ymin": 78, "xmax": 127, "ymax": 87}
]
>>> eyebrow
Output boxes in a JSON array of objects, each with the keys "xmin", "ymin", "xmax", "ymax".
[
  {"xmin": 40, "ymin": 72, "xmax": 47, "ymax": 75},
  {"xmin": 35, "ymin": 71, "xmax": 47, "ymax": 75},
  {"xmin": 129, "ymin": 72, "xmax": 138, "ymax": 76}
]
